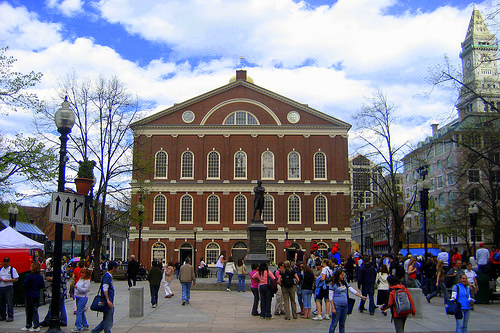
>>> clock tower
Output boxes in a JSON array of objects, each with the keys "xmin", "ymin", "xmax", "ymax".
[{"xmin": 457, "ymin": 5, "xmax": 499, "ymax": 119}]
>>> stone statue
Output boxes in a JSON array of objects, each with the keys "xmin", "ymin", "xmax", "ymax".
[{"xmin": 252, "ymin": 180, "xmax": 265, "ymax": 221}]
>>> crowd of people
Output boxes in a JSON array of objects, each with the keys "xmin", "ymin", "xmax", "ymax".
[{"xmin": 1, "ymin": 242, "xmax": 499, "ymax": 333}]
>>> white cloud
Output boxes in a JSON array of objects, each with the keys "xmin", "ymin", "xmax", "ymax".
[
  {"xmin": 0, "ymin": 3, "xmax": 62, "ymax": 50},
  {"xmin": 46, "ymin": 0, "xmax": 84, "ymax": 17}
]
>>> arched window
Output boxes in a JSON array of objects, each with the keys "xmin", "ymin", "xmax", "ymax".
[
  {"xmin": 266, "ymin": 242, "xmax": 276, "ymax": 263},
  {"xmin": 181, "ymin": 151, "xmax": 194, "ymax": 179},
  {"xmin": 234, "ymin": 194, "xmax": 247, "ymax": 223},
  {"xmin": 314, "ymin": 195, "xmax": 327, "ymax": 224},
  {"xmin": 151, "ymin": 242, "xmax": 167, "ymax": 264},
  {"xmin": 205, "ymin": 242, "xmax": 220, "ymax": 265},
  {"xmin": 314, "ymin": 151, "xmax": 327, "ymax": 179},
  {"xmin": 153, "ymin": 194, "xmax": 166, "ymax": 223},
  {"xmin": 207, "ymin": 194, "xmax": 220, "ymax": 224},
  {"xmin": 207, "ymin": 151, "xmax": 220, "ymax": 179},
  {"xmin": 180, "ymin": 194, "xmax": 193, "ymax": 223},
  {"xmin": 223, "ymin": 111, "xmax": 259, "ymax": 125},
  {"xmin": 261, "ymin": 151, "xmax": 274, "ymax": 180},
  {"xmin": 288, "ymin": 151, "xmax": 300, "ymax": 179},
  {"xmin": 234, "ymin": 151, "xmax": 247, "ymax": 179},
  {"xmin": 263, "ymin": 194, "xmax": 274, "ymax": 224},
  {"xmin": 288, "ymin": 194, "xmax": 301, "ymax": 224},
  {"xmin": 317, "ymin": 242, "xmax": 329, "ymax": 258},
  {"xmin": 155, "ymin": 150, "xmax": 168, "ymax": 178}
]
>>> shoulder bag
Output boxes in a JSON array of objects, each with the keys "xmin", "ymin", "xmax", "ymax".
[{"xmin": 90, "ymin": 276, "xmax": 108, "ymax": 312}]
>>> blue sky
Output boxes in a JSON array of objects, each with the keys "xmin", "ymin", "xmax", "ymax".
[{"xmin": 0, "ymin": 0, "xmax": 493, "ymax": 201}]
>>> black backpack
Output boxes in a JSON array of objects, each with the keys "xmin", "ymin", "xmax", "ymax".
[
  {"xmin": 282, "ymin": 270, "xmax": 295, "ymax": 288},
  {"xmin": 396, "ymin": 263, "xmax": 405, "ymax": 279}
]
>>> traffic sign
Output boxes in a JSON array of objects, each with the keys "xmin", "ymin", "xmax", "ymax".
[
  {"xmin": 50, "ymin": 192, "xmax": 85, "ymax": 225},
  {"xmin": 284, "ymin": 240, "xmax": 291, "ymax": 248},
  {"xmin": 77, "ymin": 224, "xmax": 91, "ymax": 235}
]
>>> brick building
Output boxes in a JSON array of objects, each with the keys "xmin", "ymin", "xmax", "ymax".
[{"xmin": 129, "ymin": 70, "xmax": 352, "ymax": 267}]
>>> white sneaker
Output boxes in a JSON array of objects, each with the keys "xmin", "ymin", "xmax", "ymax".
[
  {"xmin": 21, "ymin": 328, "xmax": 29, "ymax": 331},
  {"xmin": 324, "ymin": 314, "xmax": 330, "ymax": 320},
  {"xmin": 226, "ymin": 288, "xmax": 231, "ymax": 292},
  {"xmin": 312, "ymin": 315, "xmax": 323, "ymax": 321},
  {"xmin": 30, "ymin": 329, "xmax": 40, "ymax": 332}
]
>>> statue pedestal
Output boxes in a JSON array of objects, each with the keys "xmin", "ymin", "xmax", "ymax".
[{"xmin": 246, "ymin": 219, "xmax": 269, "ymax": 265}]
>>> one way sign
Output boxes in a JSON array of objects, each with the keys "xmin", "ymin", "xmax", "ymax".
[{"xmin": 50, "ymin": 192, "xmax": 85, "ymax": 225}]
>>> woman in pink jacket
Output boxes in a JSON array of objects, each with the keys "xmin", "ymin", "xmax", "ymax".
[{"xmin": 251, "ymin": 262, "xmax": 276, "ymax": 319}]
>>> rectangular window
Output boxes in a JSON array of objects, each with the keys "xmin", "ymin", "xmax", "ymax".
[
  {"xmin": 437, "ymin": 175, "xmax": 444, "ymax": 188},
  {"xmin": 447, "ymin": 173, "xmax": 453, "ymax": 186},
  {"xmin": 468, "ymin": 169, "xmax": 480, "ymax": 183}
]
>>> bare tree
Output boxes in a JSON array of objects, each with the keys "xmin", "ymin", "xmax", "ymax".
[
  {"xmin": 354, "ymin": 89, "xmax": 415, "ymax": 254},
  {"xmin": 37, "ymin": 73, "xmax": 141, "ymax": 280}
]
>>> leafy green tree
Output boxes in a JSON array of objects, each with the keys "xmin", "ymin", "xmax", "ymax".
[{"xmin": 0, "ymin": 47, "xmax": 43, "ymax": 114}]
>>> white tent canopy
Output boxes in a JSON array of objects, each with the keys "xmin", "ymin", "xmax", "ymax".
[{"xmin": 0, "ymin": 227, "xmax": 44, "ymax": 250}]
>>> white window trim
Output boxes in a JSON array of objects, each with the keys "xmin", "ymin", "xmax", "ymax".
[
  {"xmin": 233, "ymin": 194, "xmax": 247, "ymax": 224},
  {"xmin": 313, "ymin": 151, "xmax": 327, "ymax": 180},
  {"xmin": 153, "ymin": 194, "xmax": 167, "ymax": 224},
  {"xmin": 288, "ymin": 151, "xmax": 301, "ymax": 180},
  {"xmin": 263, "ymin": 194, "xmax": 275, "ymax": 224},
  {"xmin": 206, "ymin": 194, "xmax": 220, "ymax": 224},
  {"xmin": 261, "ymin": 150, "xmax": 275, "ymax": 180},
  {"xmin": 206, "ymin": 151, "xmax": 221, "ymax": 180},
  {"xmin": 234, "ymin": 151, "xmax": 247, "ymax": 180},
  {"xmin": 180, "ymin": 150, "xmax": 195, "ymax": 180},
  {"xmin": 287, "ymin": 194, "xmax": 301, "ymax": 224},
  {"xmin": 154, "ymin": 150, "xmax": 168, "ymax": 179},
  {"xmin": 205, "ymin": 242, "xmax": 221, "ymax": 266},
  {"xmin": 314, "ymin": 194, "xmax": 328, "ymax": 224},
  {"xmin": 151, "ymin": 242, "xmax": 167, "ymax": 264},
  {"xmin": 266, "ymin": 242, "xmax": 276, "ymax": 263},
  {"xmin": 179, "ymin": 194, "xmax": 194, "ymax": 224}
]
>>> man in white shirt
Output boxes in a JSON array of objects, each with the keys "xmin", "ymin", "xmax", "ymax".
[
  {"xmin": 0, "ymin": 257, "xmax": 19, "ymax": 322},
  {"xmin": 437, "ymin": 247, "xmax": 450, "ymax": 270},
  {"xmin": 476, "ymin": 243, "xmax": 490, "ymax": 274}
]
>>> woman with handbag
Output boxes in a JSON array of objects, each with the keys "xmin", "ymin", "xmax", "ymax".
[
  {"xmin": 163, "ymin": 261, "xmax": 175, "ymax": 298},
  {"xmin": 451, "ymin": 274, "xmax": 474, "ymax": 333},
  {"xmin": 300, "ymin": 264, "xmax": 315, "ymax": 319},
  {"xmin": 375, "ymin": 265, "xmax": 389, "ymax": 316},
  {"xmin": 329, "ymin": 269, "xmax": 366, "ymax": 333},
  {"xmin": 237, "ymin": 258, "xmax": 247, "ymax": 292},
  {"xmin": 251, "ymin": 262, "xmax": 276, "ymax": 319},
  {"xmin": 406, "ymin": 258, "xmax": 418, "ymax": 288},
  {"xmin": 72, "ymin": 268, "xmax": 91, "ymax": 332}
]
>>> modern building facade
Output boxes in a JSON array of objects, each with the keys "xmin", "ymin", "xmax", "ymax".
[{"xmin": 129, "ymin": 70, "xmax": 352, "ymax": 267}]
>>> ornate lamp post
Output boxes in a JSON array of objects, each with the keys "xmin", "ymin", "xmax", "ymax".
[
  {"xmin": 70, "ymin": 225, "xmax": 75, "ymax": 258},
  {"xmin": 137, "ymin": 198, "xmax": 145, "ymax": 264},
  {"xmin": 468, "ymin": 202, "xmax": 479, "ymax": 256},
  {"xmin": 417, "ymin": 166, "xmax": 432, "ymax": 262},
  {"xmin": 49, "ymin": 97, "xmax": 75, "ymax": 333},
  {"xmin": 8, "ymin": 205, "xmax": 18, "ymax": 228},
  {"xmin": 406, "ymin": 230, "xmax": 411, "ymax": 256}
]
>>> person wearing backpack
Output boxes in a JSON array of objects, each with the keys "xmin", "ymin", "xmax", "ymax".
[
  {"xmin": 451, "ymin": 274, "xmax": 474, "ymax": 333},
  {"xmin": 381, "ymin": 275, "xmax": 416, "ymax": 333},
  {"xmin": 490, "ymin": 248, "xmax": 500, "ymax": 279},
  {"xmin": 278, "ymin": 261, "xmax": 300, "ymax": 320}
]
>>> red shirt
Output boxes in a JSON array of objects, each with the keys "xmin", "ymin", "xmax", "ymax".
[
  {"xmin": 73, "ymin": 267, "xmax": 82, "ymax": 283},
  {"xmin": 452, "ymin": 253, "xmax": 462, "ymax": 267}
]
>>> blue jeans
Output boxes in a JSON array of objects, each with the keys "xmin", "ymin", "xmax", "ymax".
[
  {"xmin": 427, "ymin": 282, "xmax": 448, "ymax": 303},
  {"xmin": 359, "ymin": 284, "xmax": 375, "ymax": 314},
  {"xmin": 75, "ymin": 297, "xmax": 88, "ymax": 330},
  {"xmin": 238, "ymin": 274, "xmax": 246, "ymax": 291},
  {"xmin": 25, "ymin": 297, "xmax": 40, "ymax": 329},
  {"xmin": 455, "ymin": 309, "xmax": 470, "ymax": 333},
  {"xmin": 150, "ymin": 284, "xmax": 160, "ymax": 305},
  {"xmin": 217, "ymin": 267, "xmax": 225, "ymax": 283},
  {"xmin": 92, "ymin": 307, "xmax": 113, "ymax": 333},
  {"xmin": 227, "ymin": 273, "xmax": 234, "ymax": 289},
  {"xmin": 181, "ymin": 282, "xmax": 192, "ymax": 301},
  {"xmin": 329, "ymin": 304, "xmax": 348, "ymax": 333},
  {"xmin": 42, "ymin": 295, "xmax": 67, "ymax": 326},
  {"xmin": 0, "ymin": 286, "xmax": 14, "ymax": 320},
  {"xmin": 259, "ymin": 284, "xmax": 272, "ymax": 318},
  {"xmin": 302, "ymin": 289, "xmax": 313, "ymax": 309},
  {"xmin": 297, "ymin": 285, "xmax": 303, "ymax": 309},
  {"xmin": 251, "ymin": 287, "xmax": 259, "ymax": 315}
]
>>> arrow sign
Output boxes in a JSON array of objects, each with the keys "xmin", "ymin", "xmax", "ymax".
[{"xmin": 50, "ymin": 192, "xmax": 85, "ymax": 225}]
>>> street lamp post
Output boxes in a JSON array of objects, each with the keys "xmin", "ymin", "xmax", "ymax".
[
  {"xmin": 70, "ymin": 225, "xmax": 75, "ymax": 258},
  {"xmin": 468, "ymin": 202, "xmax": 479, "ymax": 256},
  {"xmin": 406, "ymin": 231, "xmax": 411, "ymax": 256},
  {"xmin": 137, "ymin": 197, "xmax": 145, "ymax": 265},
  {"xmin": 49, "ymin": 97, "xmax": 75, "ymax": 333},
  {"xmin": 8, "ymin": 205, "xmax": 18, "ymax": 228},
  {"xmin": 81, "ymin": 176, "xmax": 95, "ymax": 258},
  {"xmin": 417, "ymin": 166, "xmax": 432, "ymax": 262},
  {"xmin": 359, "ymin": 211, "xmax": 364, "ymax": 256},
  {"xmin": 193, "ymin": 226, "xmax": 197, "ymax": 268}
]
